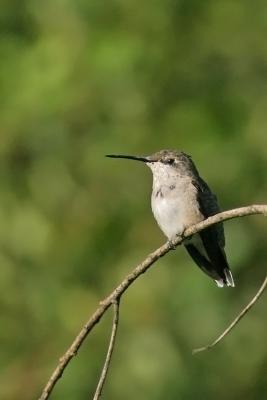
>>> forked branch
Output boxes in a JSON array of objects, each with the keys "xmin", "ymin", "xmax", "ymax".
[
  {"xmin": 93, "ymin": 299, "xmax": 120, "ymax": 400},
  {"xmin": 39, "ymin": 204, "xmax": 267, "ymax": 400}
]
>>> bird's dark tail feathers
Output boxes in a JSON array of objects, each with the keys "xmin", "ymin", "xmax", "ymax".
[
  {"xmin": 215, "ymin": 268, "xmax": 235, "ymax": 288},
  {"xmin": 185, "ymin": 242, "xmax": 235, "ymax": 288}
]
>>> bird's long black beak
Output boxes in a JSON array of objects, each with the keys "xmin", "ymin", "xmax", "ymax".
[{"xmin": 106, "ymin": 154, "xmax": 152, "ymax": 163}]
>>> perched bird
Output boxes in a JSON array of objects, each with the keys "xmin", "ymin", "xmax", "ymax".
[{"xmin": 106, "ymin": 150, "xmax": 234, "ymax": 288}]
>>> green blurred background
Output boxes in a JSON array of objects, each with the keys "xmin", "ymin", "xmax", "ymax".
[{"xmin": 0, "ymin": 1, "xmax": 266, "ymax": 399}]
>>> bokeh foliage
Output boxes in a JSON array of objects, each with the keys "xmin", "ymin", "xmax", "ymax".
[{"xmin": 0, "ymin": 1, "xmax": 266, "ymax": 399}]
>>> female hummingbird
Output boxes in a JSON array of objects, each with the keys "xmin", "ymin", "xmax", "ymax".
[{"xmin": 107, "ymin": 149, "xmax": 234, "ymax": 288}]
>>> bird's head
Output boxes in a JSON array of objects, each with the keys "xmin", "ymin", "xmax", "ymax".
[{"xmin": 106, "ymin": 149, "xmax": 196, "ymax": 180}]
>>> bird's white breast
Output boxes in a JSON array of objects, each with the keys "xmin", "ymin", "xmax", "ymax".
[{"xmin": 151, "ymin": 173, "xmax": 203, "ymax": 240}]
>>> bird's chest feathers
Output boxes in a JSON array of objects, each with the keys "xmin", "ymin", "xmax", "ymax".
[{"xmin": 151, "ymin": 178, "xmax": 202, "ymax": 239}]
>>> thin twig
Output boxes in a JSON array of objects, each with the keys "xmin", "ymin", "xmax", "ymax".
[
  {"xmin": 93, "ymin": 299, "xmax": 120, "ymax": 400},
  {"xmin": 38, "ymin": 204, "xmax": 267, "ymax": 400},
  {"xmin": 193, "ymin": 275, "xmax": 267, "ymax": 354}
]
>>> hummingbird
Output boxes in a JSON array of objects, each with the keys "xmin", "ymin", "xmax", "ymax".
[{"xmin": 106, "ymin": 150, "xmax": 234, "ymax": 288}]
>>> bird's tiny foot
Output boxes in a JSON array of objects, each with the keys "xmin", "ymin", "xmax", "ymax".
[
  {"xmin": 167, "ymin": 240, "xmax": 176, "ymax": 250},
  {"xmin": 176, "ymin": 227, "xmax": 190, "ymax": 241}
]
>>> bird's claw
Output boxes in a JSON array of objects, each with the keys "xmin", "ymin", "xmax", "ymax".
[
  {"xmin": 168, "ymin": 228, "xmax": 190, "ymax": 250},
  {"xmin": 176, "ymin": 227, "xmax": 190, "ymax": 241},
  {"xmin": 167, "ymin": 240, "xmax": 177, "ymax": 250}
]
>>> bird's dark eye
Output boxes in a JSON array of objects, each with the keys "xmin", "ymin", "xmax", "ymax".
[{"xmin": 166, "ymin": 158, "xmax": 175, "ymax": 165}]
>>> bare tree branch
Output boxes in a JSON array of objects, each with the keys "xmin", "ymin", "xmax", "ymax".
[
  {"xmin": 38, "ymin": 204, "xmax": 267, "ymax": 400},
  {"xmin": 93, "ymin": 299, "xmax": 120, "ymax": 400},
  {"xmin": 193, "ymin": 275, "xmax": 267, "ymax": 354}
]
